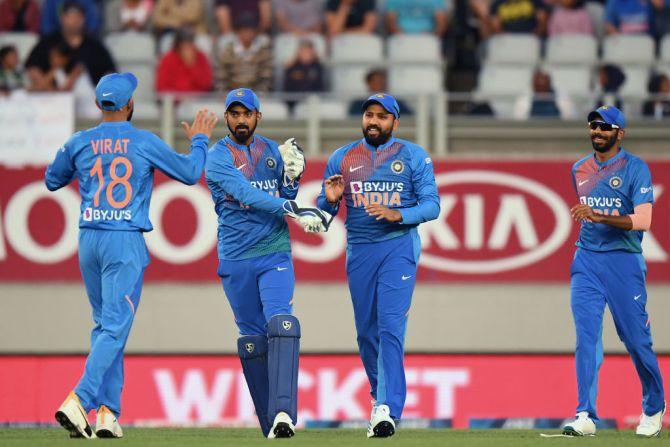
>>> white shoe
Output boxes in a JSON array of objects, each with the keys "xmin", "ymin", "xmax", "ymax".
[
  {"xmin": 636, "ymin": 404, "xmax": 666, "ymax": 437},
  {"xmin": 96, "ymin": 405, "xmax": 124, "ymax": 438},
  {"xmin": 54, "ymin": 391, "xmax": 96, "ymax": 439},
  {"xmin": 267, "ymin": 412, "xmax": 295, "ymax": 439},
  {"xmin": 367, "ymin": 404, "xmax": 395, "ymax": 438},
  {"xmin": 562, "ymin": 411, "xmax": 596, "ymax": 436}
]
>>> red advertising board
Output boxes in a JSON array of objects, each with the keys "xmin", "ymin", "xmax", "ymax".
[
  {"xmin": 0, "ymin": 354, "xmax": 668, "ymax": 428},
  {"xmin": 1, "ymin": 161, "xmax": 669, "ymax": 282}
]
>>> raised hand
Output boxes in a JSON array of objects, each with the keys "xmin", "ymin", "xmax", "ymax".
[
  {"xmin": 181, "ymin": 109, "xmax": 218, "ymax": 140},
  {"xmin": 324, "ymin": 174, "xmax": 344, "ymax": 204},
  {"xmin": 278, "ymin": 138, "xmax": 305, "ymax": 183}
]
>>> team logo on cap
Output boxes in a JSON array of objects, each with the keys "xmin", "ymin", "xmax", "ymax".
[
  {"xmin": 245, "ymin": 343, "xmax": 255, "ymax": 353},
  {"xmin": 609, "ymin": 176, "xmax": 622, "ymax": 189},
  {"xmin": 266, "ymin": 157, "xmax": 276, "ymax": 169},
  {"xmin": 282, "ymin": 321, "xmax": 292, "ymax": 331},
  {"xmin": 375, "ymin": 93, "xmax": 385, "ymax": 98},
  {"xmin": 601, "ymin": 105, "xmax": 609, "ymax": 110},
  {"xmin": 235, "ymin": 90, "xmax": 245, "ymax": 97},
  {"xmin": 391, "ymin": 160, "xmax": 404, "ymax": 174}
]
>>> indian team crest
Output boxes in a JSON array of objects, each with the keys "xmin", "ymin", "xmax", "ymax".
[
  {"xmin": 245, "ymin": 343, "xmax": 255, "ymax": 353},
  {"xmin": 609, "ymin": 176, "xmax": 622, "ymax": 189},
  {"xmin": 266, "ymin": 156, "xmax": 277, "ymax": 169},
  {"xmin": 282, "ymin": 320, "xmax": 292, "ymax": 331},
  {"xmin": 235, "ymin": 89, "xmax": 245, "ymax": 97},
  {"xmin": 391, "ymin": 159, "xmax": 404, "ymax": 174}
]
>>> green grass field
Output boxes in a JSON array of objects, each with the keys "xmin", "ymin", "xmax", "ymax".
[{"xmin": 1, "ymin": 428, "xmax": 668, "ymax": 446}]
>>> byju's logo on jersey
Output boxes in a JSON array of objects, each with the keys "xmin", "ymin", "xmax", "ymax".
[
  {"xmin": 609, "ymin": 176, "xmax": 622, "ymax": 189},
  {"xmin": 349, "ymin": 181, "xmax": 405, "ymax": 208},
  {"xmin": 82, "ymin": 207, "xmax": 132, "ymax": 222}
]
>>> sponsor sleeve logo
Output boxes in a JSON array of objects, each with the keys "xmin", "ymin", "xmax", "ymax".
[{"xmin": 640, "ymin": 186, "xmax": 653, "ymax": 194}]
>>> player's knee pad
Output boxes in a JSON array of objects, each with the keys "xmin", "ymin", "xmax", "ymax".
[
  {"xmin": 267, "ymin": 314, "xmax": 300, "ymax": 424},
  {"xmin": 267, "ymin": 314, "xmax": 301, "ymax": 339},
  {"xmin": 237, "ymin": 334, "xmax": 268, "ymax": 359},
  {"xmin": 237, "ymin": 335, "xmax": 270, "ymax": 436}
]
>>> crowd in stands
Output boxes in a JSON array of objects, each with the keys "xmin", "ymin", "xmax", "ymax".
[{"xmin": 1, "ymin": 0, "xmax": 670, "ymax": 119}]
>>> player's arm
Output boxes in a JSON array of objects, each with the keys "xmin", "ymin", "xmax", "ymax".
[
  {"xmin": 142, "ymin": 110, "xmax": 217, "ymax": 185},
  {"xmin": 207, "ymin": 147, "xmax": 289, "ymax": 216},
  {"xmin": 316, "ymin": 151, "xmax": 344, "ymax": 216},
  {"xmin": 366, "ymin": 150, "xmax": 441, "ymax": 224},
  {"xmin": 572, "ymin": 162, "xmax": 654, "ymax": 231},
  {"xmin": 45, "ymin": 139, "xmax": 76, "ymax": 191}
]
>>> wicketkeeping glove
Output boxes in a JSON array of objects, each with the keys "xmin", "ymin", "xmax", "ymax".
[
  {"xmin": 278, "ymin": 138, "xmax": 305, "ymax": 185},
  {"xmin": 283, "ymin": 200, "xmax": 333, "ymax": 233}
]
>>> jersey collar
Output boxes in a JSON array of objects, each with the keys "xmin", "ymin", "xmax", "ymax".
[
  {"xmin": 362, "ymin": 136, "xmax": 397, "ymax": 152},
  {"xmin": 224, "ymin": 134, "xmax": 256, "ymax": 150},
  {"xmin": 593, "ymin": 147, "xmax": 626, "ymax": 168}
]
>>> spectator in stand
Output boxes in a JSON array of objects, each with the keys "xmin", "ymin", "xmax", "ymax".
[
  {"xmin": 652, "ymin": 0, "xmax": 670, "ymax": 36},
  {"xmin": 215, "ymin": 0, "xmax": 271, "ymax": 35},
  {"xmin": 604, "ymin": 0, "xmax": 654, "ymax": 35},
  {"xmin": 489, "ymin": 0, "xmax": 548, "ymax": 35},
  {"xmin": 153, "ymin": 0, "xmax": 206, "ymax": 36},
  {"xmin": 385, "ymin": 0, "xmax": 451, "ymax": 36},
  {"xmin": 25, "ymin": 1, "xmax": 115, "ymax": 91},
  {"xmin": 348, "ymin": 68, "xmax": 413, "ymax": 116},
  {"xmin": 275, "ymin": 0, "xmax": 324, "ymax": 35},
  {"xmin": 105, "ymin": 0, "xmax": 154, "ymax": 33},
  {"xmin": 0, "ymin": 0, "xmax": 41, "ymax": 32},
  {"xmin": 156, "ymin": 28, "xmax": 213, "ymax": 93},
  {"xmin": 218, "ymin": 13, "xmax": 272, "ymax": 92},
  {"xmin": 40, "ymin": 0, "xmax": 100, "ymax": 36},
  {"xmin": 596, "ymin": 63, "xmax": 626, "ymax": 110},
  {"xmin": 548, "ymin": 0, "xmax": 594, "ymax": 36},
  {"xmin": 514, "ymin": 69, "xmax": 576, "ymax": 119},
  {"xmin": 642, "ymin": 73, "xmax": 670, "ymax": 118},
  {"xmin": 0, "ymin": 45, "xmax": 25, "ymax": 93},
  {"xmin": 326, "ymin": 0, "xmax": 377, "ymax": 38},
  {"xmin": 283, "ymin": 39, "xmax": 325, "ymax": 109}
]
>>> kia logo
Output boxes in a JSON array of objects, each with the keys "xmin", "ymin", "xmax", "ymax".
[{"xmin": 419, "ymin": 171, "xmax": 572, "ymax": 274}]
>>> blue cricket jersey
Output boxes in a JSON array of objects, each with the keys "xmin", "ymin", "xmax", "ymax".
[
  {"xmin": 572, "ymin": 148, "xmax": 654, "ymax": 253},
  {"xmin": 317, "ymin": 137, "xmax": 440, "ymax": 244},
  {"xmin": 45, "ymin": 121, "xmax": 208, "ymax": 231},
  {"xmin": 205, "ymin": 135, "xmax": 298, "ymax": 261}
]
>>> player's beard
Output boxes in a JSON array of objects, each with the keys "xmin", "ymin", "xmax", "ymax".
[
  {"xmin": 591, "ymin": 130, "xmax": 618, "ymax": 153},
  {"xmin": 363, "ymin": 124, "xmax": 392, "ymax": 147},
  {"xmin": 228, "ymin": 120, "xmax": 257, "ymax": 145}
]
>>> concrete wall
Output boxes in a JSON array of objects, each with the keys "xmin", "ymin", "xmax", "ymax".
[{"xmin": 2, "ymin": 283, "xmax": 669, "ymax": 354}]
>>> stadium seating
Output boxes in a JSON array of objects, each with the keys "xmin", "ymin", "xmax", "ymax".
[
  {"xmin": 389, "ymin": 66, "xmax": 443, "ymax": 94},
  {"xmin": 119, "ymin": 63, "xmax": 158, "ymax": 119},
  {"xmin": 387, "ymin": 34, "xmax": 442, "ymax": 64},
  {"xmin": 294, "ymin": 97, "xmax": 347, "ymax": 120},
  {"xmin": 602, "ymin": 34, "xmax": 655, "ymax": 67},
  {"xmin": 485, "ymin": 34, "xmax": 541, "ymax": 66},
  {"xmin": 331, "ymin": 33, "xmax": 384, "ymax": 64},
  {"xmin": 331, "ymin": 65, "xmax": 373, "ymax": 95},
  {"xmin": 659, "ymin": 34, "xmax": 670, "ymax": 63},
  {"xmin": 0, "ymin": 32, "xmax": 38, "ymax": 64},
  {"xmin": 586, "ymin": 2, "xmax": 606, "ymax": 39},
  {"xmin": 105, "ymin": 31, "xmax": 155, "ymax": 65},
  {"xmin": 543, "ymin": 66, "xmax": 592, "ymax": 96},
  {"xmin": 475, "ymin": 65, "xmax": 534, "ymax": 118},
  {"xmin": 158, "ymin": 32, "xmax": 215, "ymax": 59},
  {"xmin": 545, "ymin": 35, "xmax": 598, "ymax": 67}
]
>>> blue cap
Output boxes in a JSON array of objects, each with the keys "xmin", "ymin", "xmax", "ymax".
[
  {"xmin": 362, "ymin": 93, "xmax": 400, "ymax": 118},
  {"xmin": 95, "ymin": 72, "xmax": 137, "ymax": 111},
  {"xmin": 225, "ymin": 88, "xmax": 260, "ymax": 112},
  {"xmin": 588, "ymin": 105, "xmax": 625, "ymax": 129}
]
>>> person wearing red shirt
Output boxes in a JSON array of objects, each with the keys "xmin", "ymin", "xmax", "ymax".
[{"xmin": 156, "ymin": 28, "xmax": 212, "ymax": 93}]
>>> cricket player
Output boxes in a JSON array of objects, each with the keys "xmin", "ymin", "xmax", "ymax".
[
  {"xmin": 45, "ymin": 72, "xmax": 217, "ymax": 439},
  {"xmin": 317, "ymin": 93, "xmax": 440, "ymax": 438},
  {"xmin": 563, "ymin": 106, "xmax": 666, "ymax": 437},
  {"xmin": 205, "ymin": 88, "xmax": 330, "ymax": 439}
]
